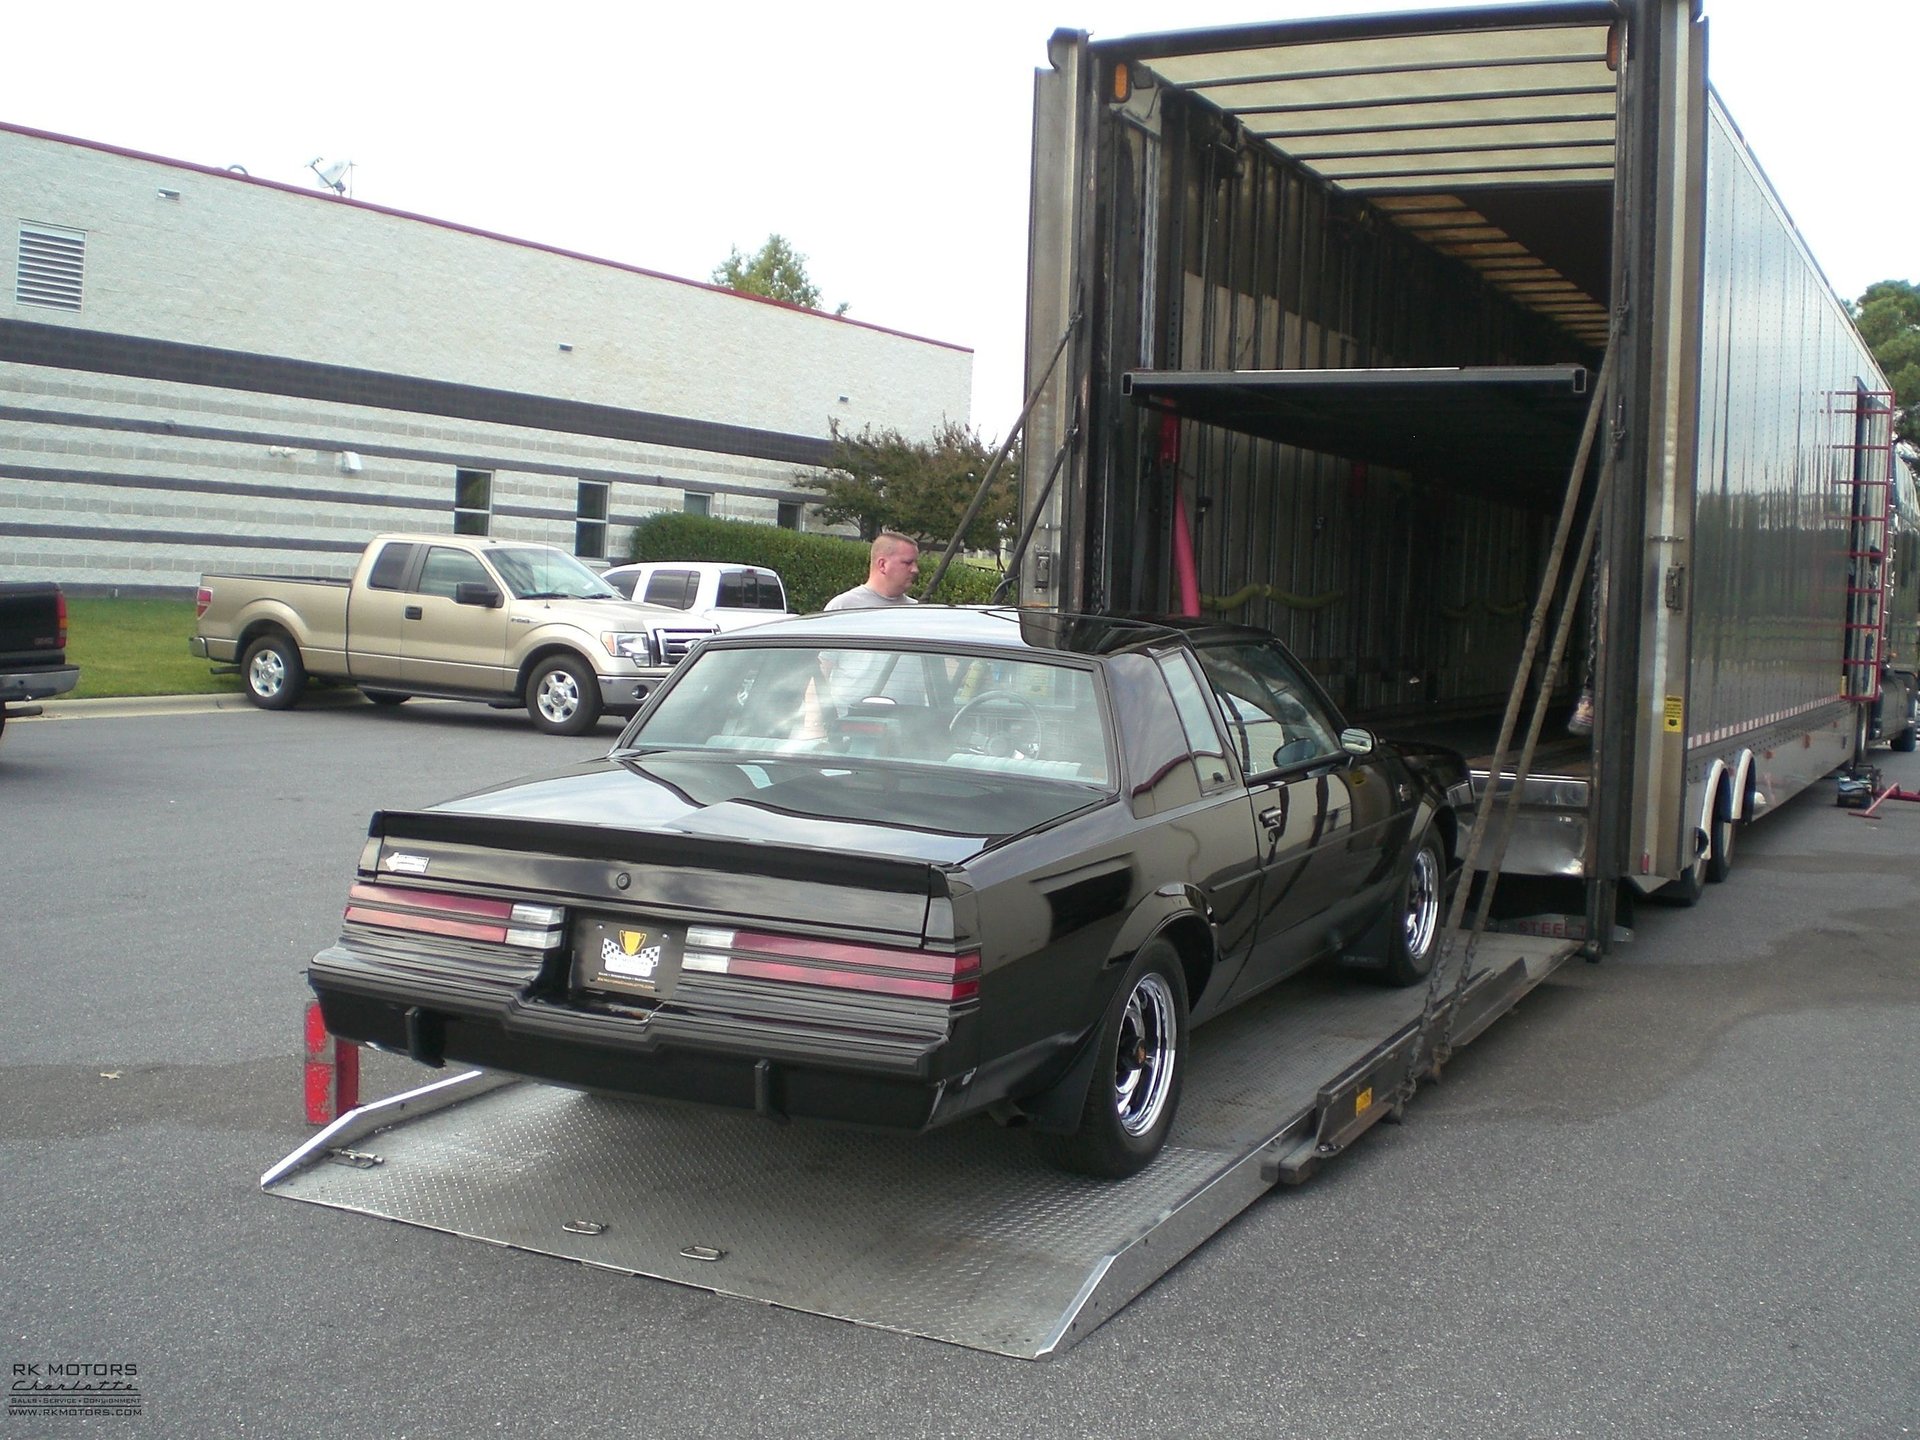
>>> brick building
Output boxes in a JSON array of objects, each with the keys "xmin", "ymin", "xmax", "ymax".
[{"xmin": 0, "ymin": 122, "xmax": 973, "ymax": 594}]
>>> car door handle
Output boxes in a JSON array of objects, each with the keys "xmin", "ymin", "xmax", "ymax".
[{"xmin": 405, "ymin": 605, "xmax": 423, "ymax": 620}]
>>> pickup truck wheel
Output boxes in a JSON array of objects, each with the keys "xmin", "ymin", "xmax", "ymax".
[
  {"xmin": 361, "ymin": 689, "xmax": 409, "ymax": 707},
  {"xmin": 528, "ymin": 654, "xmax": 601, "ymax": 736},
  {"xmin": 1036, "ymin": 939, "xmax": 1187, "ymax": 1178},
  {"xmin": 242, "ymin": 634, "xmax": 306, "ymax": 710},
  {"xmin": 1379, "ymin": 828, "xmax": 1448, "ymax": 986}
]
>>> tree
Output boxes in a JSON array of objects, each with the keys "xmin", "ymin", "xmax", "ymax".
[
  {"xmin": 809, "ymin": 419, "xmax": 1017, "ymax": 555},
  {"xmin": 1851, "ymin": 279, "xmax": 1920, "ymax": 448},
  {"xmin": 712, "ymin": 234, "xmax": 847, "ymax": 315}
]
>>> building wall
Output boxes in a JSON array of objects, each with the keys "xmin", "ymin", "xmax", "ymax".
[{"xmin": 0, "ymin": 124, "xmax": 973, "ymax": 592}]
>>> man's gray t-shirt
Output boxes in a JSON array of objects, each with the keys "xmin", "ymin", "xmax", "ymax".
[{"xmin": 824, "ymin": 585, "xmax": 917, "ymax": 612}]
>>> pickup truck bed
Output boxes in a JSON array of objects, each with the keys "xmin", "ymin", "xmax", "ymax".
[{"xmin": 0, "ymin": 581, "xmax": 81, "ymax": 735}]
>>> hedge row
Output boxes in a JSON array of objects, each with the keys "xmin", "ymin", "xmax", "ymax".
[{"xmin": 626, "ymin": 514, "xmax": 1002, "ymax": 613}]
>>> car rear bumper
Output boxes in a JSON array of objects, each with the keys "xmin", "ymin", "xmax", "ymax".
[
  {"xmin": 310, "ymin": 944, "xmax": 975, "ymax": 1131},
  {"xmin": 0, "ymin": 664, "xmax": 79, "ymax": 705}
]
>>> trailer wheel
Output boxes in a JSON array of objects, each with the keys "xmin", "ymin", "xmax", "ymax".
[
  {"xmin": 527, "ymin": 654, "xmax": 602, "ymax": 736},
  {"xmin": 1037, "ymin": 940, "xmax": 1187, "ymax": 1178},
  {"xmin": 1893, "ymin": 697, "xmax": 1918, "ymax": 752},
  {"xmin": 1380, "ymin": 828, "xmax": 1448, "ymax": 985},
  {"xmin": 1705, "ymin": 783, "xmax": 1737, "ymax": 884},
  {"xmin": 242, "ymin": 633, "xmax": 306, "ymax": 710}
]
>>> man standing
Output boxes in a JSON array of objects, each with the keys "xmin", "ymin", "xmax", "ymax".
[{"xmin": 825, "ymin": 531, "xmax": 920, "ymax": 611}]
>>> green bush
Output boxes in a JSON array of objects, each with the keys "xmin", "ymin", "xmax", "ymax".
[{"xmin": 627, "ymin": 514, "xmax": 1001, "ymax": 612}]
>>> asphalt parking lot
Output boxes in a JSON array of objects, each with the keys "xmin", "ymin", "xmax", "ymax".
[{"xmin": 3, "ymin": 696, "xmax": 1916, "ymax": 1438}]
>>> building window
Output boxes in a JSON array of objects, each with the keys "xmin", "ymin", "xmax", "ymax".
[
  {"xmin": 575, "ymin": 480, "xmax": 609, "ymax": 560},
  {"xmin": 454, "ymin": 468, "xmax": 493, "ymax": 536},
  {"xmin": 777, "ymin": 500, "xmax": 804, "ymax": 531},
  {"xmin": 683, "ymin": 492, "xmax": 711, "ymax": 517},
  {"xmin": 16, "ymin": 223, "xmax": 86, "ymax": 311}
]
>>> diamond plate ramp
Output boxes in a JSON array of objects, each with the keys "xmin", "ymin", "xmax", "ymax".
[{"xmin": 263, "ymin": 935, "xmax": 1567, "ymax": 1357}]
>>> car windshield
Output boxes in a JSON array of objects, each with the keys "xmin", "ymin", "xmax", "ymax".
[
  {"xmin": 620, "ymin": 643, "xmax": 1113, "ymax": 787},
  {"xmin": 490, "ymin": 546, "xmax": 618, "ymax": 600}
]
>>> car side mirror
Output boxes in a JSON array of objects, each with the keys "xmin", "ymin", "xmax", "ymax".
[
  {"xmin": 454, "ymin": 581, "xmax": 502, "ymax": 608},
  {"xmin": 1339, "ymin": 727, "xmax": 1377, "ymax": 758}
]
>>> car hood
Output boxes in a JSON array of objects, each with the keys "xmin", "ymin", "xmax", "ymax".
[{"xmin": 429, "ymin": 754, "xmax": 1103, "ymax": 864}]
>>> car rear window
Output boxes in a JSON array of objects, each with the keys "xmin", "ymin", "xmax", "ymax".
[{"xmin": 628, "ymin": 644, "xmax": 1110, "ymax": 787}]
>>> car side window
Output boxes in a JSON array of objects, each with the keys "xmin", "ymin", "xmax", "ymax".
[
  {"xmin": 1157, "ymin": 651, "xmax": 1234, "ymax": 791},
  {"xmin": 644, "ymin": 571, "xmax": 697, "ymax": 609},
  {"xmin": 1195, "ymin": 642, "xmax": 1341, "ymax": 777},
  {"xmin": 417, "ymin": 546, "xmax": 492, "ymax": 599},
  {"xmin": 1105, "ymin": 652, "xmax": 1202, "ymax": 816},
  {"xmin": 365, "ymin": 542, "xmax": 417, "ymax": 591}
]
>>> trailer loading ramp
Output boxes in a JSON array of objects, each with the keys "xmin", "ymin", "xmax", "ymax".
[{"xmin": 263, "ymin": 931, "xmax": 1572, "ymax": 1358}]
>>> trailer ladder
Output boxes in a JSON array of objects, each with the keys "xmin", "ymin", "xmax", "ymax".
[{"xmin": 1834, "ymin": 387, "xmax": 1898, "ymax": 705}]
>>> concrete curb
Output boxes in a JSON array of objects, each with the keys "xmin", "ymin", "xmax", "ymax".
[{"xmin": 25, "ymin": 689, "xmax": 369, "ymax": 720}]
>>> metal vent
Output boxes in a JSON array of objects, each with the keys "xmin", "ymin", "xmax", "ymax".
[{"xmin": 16, "ymin": 223, "xmax": 86, "ymax": 310}]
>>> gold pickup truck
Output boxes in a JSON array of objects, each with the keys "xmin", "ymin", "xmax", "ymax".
[{"xmin": 190, "ymin": 534, "xmax": 716, "ymax": 734}]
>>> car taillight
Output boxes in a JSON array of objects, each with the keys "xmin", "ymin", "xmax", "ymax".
[
  {"xmin": 55, "ymin": 591, "xmax": 68, "ymax": 648},
  {"xmin": 195, "ymin": 587, "xmax": 212, "ymax": 620},
  {"xmin": 681, "ymin": 926, "xmax": 980, "ymax": 1002},
  {"xmin": 345, "ymin": 882, "xmax": 564, "ymax": 949}
]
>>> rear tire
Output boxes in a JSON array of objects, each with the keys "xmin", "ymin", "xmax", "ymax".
[
  {"xmin": 242, "ymin": 633, "xmax": 306, "ymax": 710},
  {"xmin": 1380, "ymin": 828, "xmax": 1448, "ymax": 986},
  {"xmin": 1036, "ymin": 940, "xmax": 1187, "ymax": 1179},
  {"xmin": 527, "ymin": 654, "xmax": 602, "ymax": 736},
  {"xmin": 1705, "ymin": 784, "xmax": 1737, "ymax": 883}
]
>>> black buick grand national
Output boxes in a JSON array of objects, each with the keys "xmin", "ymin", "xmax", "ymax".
[{"xmin": 309, "ymin": 607, "xmax": 1465, "ymax": 1176}]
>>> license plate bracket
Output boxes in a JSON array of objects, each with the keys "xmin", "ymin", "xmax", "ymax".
[{"xmin": 573, "ymin": 916, "xmax": 684, "ymax": 1000}]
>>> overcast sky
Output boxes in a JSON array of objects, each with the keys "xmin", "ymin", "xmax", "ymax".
[{"xmin": 9, "ymin": 1, "xmax": 1913, "ymax": 437}]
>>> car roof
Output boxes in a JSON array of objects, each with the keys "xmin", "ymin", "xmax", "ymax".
[
  {"xmin": 709, "ymin": 605, "xmax": 1192, "ymax": 658},
  {"xmin": 604, "ymin": 561, "xmax": 777, "ymax": 577}
]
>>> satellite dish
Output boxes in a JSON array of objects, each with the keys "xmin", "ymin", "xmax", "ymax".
[{"xmin": 307, "ymin": 157, "xmax": 351, "ymax": 195}]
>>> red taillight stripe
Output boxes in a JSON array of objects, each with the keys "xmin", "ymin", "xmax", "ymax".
[
  {"xmin": 348, "ymin": 883, "xmax": 515, "ymax": 921},
  {"xmin": 344, "ymin": 904, "xmax": 508, "ymax": 944},
  {"xmin": 724, "ymin": 957, "xmax": 979, "ymax": 1003},
  {"xmin": 726, "ymin": 929, "xmax": 980, "ymax": 980},
  {"xmin": 56, "ymin": 590, "xmax": 69, "ymax": 647}
]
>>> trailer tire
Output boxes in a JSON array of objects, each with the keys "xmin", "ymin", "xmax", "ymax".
[
  {"xmin": 527, "ymin": 654, "xmax": 601, "ymax": 736},
  {"xmin": 242, "ymin": 633, "xmax": 306, "ymax": 711},
  {"xmin": 1894, "ymin": 703, "xmax": 1918, "ymax": 753},
  {"xmin": 1705, "ymin": 784, "xmax": 1737, "ymax": 884},
  {"xmin": 1380, "ymin": 828, "xmax": 1448, "ymax": 985},
  {"xmin": 1658, "ymin": 858, "xmax": 1705, "ymax": 907},
  {"xmin": 1037, "ymin": 940, "xmax": 1187, "ymax": 1178}
]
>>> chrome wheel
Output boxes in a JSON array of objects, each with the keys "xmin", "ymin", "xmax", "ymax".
[
  {"xmin": 248, "ymin": 647, "xmax": 287, "ymax": 700},
  {"xmin": 1403, "ymin": 842, "xmax": 1441, "ymax": 964},
  {"xmin": 535, "ymin": 668, "xmax": 582, "ymax": 726},
  {"xmin": 1113, "ymin": 970, "xmax": 1178, "ymax": 1137}
]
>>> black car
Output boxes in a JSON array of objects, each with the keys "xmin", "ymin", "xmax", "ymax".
[{"xmin": 310, "ymin": 608, "xmax": 1466, "ymax": 1177}]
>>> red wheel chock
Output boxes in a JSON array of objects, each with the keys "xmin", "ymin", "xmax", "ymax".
[{"xmin": 303, "ymin": 1000, "xmax": 360, "ymax": 1124}]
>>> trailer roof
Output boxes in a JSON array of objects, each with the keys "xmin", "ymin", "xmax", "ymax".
[
  {"xmin": 1123, "ymin": 364, "xmax": 1593, "ymax": 501},
  {"xmin": 1093, "ymin": 2, "xmax": 1619, "ymax": 348}
]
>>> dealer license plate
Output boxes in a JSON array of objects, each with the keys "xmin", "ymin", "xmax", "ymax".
[{"xmin": 573, "ymin": 916, "xmax": 684, "ymax": 999}]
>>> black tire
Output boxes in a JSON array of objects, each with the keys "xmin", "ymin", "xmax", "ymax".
[
  {"xmin": 361, "ymin": 689, "xmax": 409, "ymax": 708},
  {"xmin": 1705, "ymin": 784, "xmax": 1737, "ymax": 884},
  {"xmin": 527, "ymin": 654, "xmax": 602, "ymax": 736},
  {"xmin": 1894, "ymin": 708, "xmax": 1918, "ymax": 753},
  {"xmin": 1380, "ymin": 827, "xmax": 1448, "ymax": 986},
  {"xmin": 1036, "ymin": 940, "xmax": 1188, "ymax": 1179},
  {"xmin": 241, "ymin": 633, "xmax": 306, "ymax": 710}
]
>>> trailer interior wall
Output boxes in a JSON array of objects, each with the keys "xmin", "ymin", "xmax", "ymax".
[{"xmin": 1027, "ymin": 4, "xmax": 1900, "ymax": 895}]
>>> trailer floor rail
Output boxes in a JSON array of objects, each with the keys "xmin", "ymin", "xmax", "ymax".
[{"xmin": 262, "ymin": 933, "xmax": 1573, "ymax": 1358}]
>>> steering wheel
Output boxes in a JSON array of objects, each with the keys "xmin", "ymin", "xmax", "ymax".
[{"xmin": 948, "ymin": 690, "xmax": 1044, "ymax": 759}]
